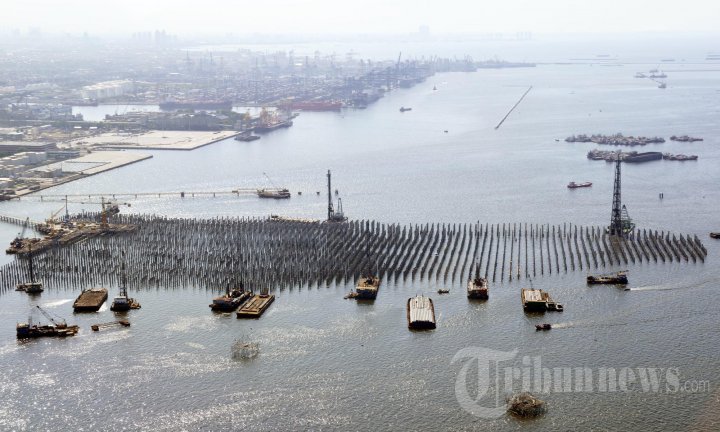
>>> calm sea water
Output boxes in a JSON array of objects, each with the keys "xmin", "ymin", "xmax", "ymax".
[{"xmin": 2, "ymin": 50, "xmax": 720, "ymax": 431}]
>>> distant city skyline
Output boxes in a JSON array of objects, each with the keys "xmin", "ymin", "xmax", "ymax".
[{"xmin": 1, "ymin": 0, "xmax": 719, "ymax": 36}]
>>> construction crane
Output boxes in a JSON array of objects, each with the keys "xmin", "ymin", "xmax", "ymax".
[
  {"xmin": 34, "ymin": 305, "xmax": 67, "ymax": 327},
  {"xmin": 17, "ymin": 217, "xmax": 30, "ymax": 239},
  {"xmin": 326, "ymin": 170, "xmax": 347, "ymax": 222}
]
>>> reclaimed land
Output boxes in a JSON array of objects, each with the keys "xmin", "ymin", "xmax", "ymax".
[{"xmin": 64, "ymin": 130, "xmax": 239, "ymax": 151}]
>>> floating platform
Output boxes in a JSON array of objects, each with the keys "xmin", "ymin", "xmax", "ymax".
[
  {"xmin": 236, "ymin": 294, "xmax": 275, "ymax": 318},
  {"xmin": 73, "ymin": 288, "xmax": 108, "ymax": 312}
]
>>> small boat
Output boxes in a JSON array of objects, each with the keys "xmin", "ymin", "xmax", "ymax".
[
  {"xmin": 710, "ymin": 232, "xmax": 720, "ymax": 239},
  {"xmin": 535, "ymin": 323, "xmax": 552, "ymax": 331},
  {"xmin": 658, "ymin": 82, "xmax": 666, "ymax": 89},
  {"xmin": 546, "ymin": 301, "xmax": 564, "ymax": 312},
  {"xmin": 343, "ymin": 290, "xmax": 358, "ymax": 299},
  {"xmin": 407, "ymin": 295, "xmax": 436, "ymax": 330},
  {"xmin": 587, "ymin": 271, "xmax": 628, "ymax": 285},
  {"xmin": 432, "ymin": 85, "xmax": 437, "ymax": 91},
  {"xmin": 399, "ymin": 107, "xmax": 412, "ymax": 112},
  {"xmin": 634, "ymin": 72, "xmax": 646, "ymax": 78},
  {"xmin": 437, "ymin": 288, "xmax": 450, "ymax": 294},
  {"xmin": 567, "ymin": 181, "xmax": 592, "ymax": 189}
]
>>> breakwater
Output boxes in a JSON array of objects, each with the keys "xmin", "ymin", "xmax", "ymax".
[{"xmin": 0, "ymin": 215, "xmax": 707, "ymax": 293}]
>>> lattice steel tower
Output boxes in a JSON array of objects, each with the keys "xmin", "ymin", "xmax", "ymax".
[{"xmin": 610, "ymin": 153, "xmax": 624, "ymax": 237}]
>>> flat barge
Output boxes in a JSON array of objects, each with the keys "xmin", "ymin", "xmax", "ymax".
[
  {"xmin": 407, "ymin": 295, "xmax": 436, "ymax": 330},
  {"xmin": 355, "ymin": 275, "xmax": 380, "ymax": 300},
  {"xmin": 73, "ymin": 288, "xmax": 108, "ymax": 312},
  {"xmin": 236, "ymin": 294, "xmax": 275, "ymax": 318},
  {"xmin": 467, "ymin": 276, "xmax": 489, "ymax": 300},
  {"xmin": 521, "ymin": 288, "xmax": 563, "ymax": 313}
]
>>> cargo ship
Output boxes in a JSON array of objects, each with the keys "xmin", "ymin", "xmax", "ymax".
[
  {"xmin": 355, "ymin": 275, "xmax": 380, "ymax": 300},
  {"xmin": 407, "ymin": 295, "xmax": 436, "ymax": 329},
  {"xmin": 467, "ymin": 266, "xmax": 488, "ymax": 299},
  {"xmin": 587, "ymin": 271, "xmax": 628, "ymax": 285},
  {"xmin": 73, "ymin": 288, "xmax": 108, "ymax": 312},
  {"xmin": 253, "ymin": 120, "xmax": 293, "ymax": 133},
  {"xmin": 567, "ymin": 181, "xmax": 592, "ymax": 189},
  {"xmin": 159, "ymin": 100, "xmax": 233, "ymax": 111},
  {"xmin": 210, "ymin": 285, "xmax": 251, "ymax": 312},
  {"xmin": 623, "ymin": 152, "xmax": 663, "ymax": 163},
  {"xmin": 17, "ymin": 306, "xmax": 79, "ymax": 339},
  {"xmin": 670, "ymin": 135, "xmax": 703, "ymax": 142}
]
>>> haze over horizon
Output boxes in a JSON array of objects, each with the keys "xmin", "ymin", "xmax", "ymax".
[{"xmin": 2, "ymin": 0, "xmax": 719, "ymax": 37}]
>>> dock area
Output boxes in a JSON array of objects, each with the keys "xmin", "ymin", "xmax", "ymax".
[
  {"xmin": 236, "ymin": 294, "xmax": 275, "ymax": 318},
  {"xmin": 73, "ymin": 288, "xmax": 108, "ymax": 312},
  {"xmin": 64, "ymin": 130, "xmax": 239, "ymax": 151}
]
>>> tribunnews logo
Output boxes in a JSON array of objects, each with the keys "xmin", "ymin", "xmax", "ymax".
[{"xmin": 452, "ymin": 347, "xmax": 711, "ymax": 419}]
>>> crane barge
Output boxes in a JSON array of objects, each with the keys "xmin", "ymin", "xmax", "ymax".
[{"xmin": 17, "ymin": 306, "xmax": 79, "ymax": 338}]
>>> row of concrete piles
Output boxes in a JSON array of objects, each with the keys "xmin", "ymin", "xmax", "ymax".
[{"xmin": 0, "ymin": 216, "xmax": 707, "ymax": 294}]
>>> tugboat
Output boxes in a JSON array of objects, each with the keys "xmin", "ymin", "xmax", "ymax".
[
  {"xmin": 355, "ymin": 274, "xmax": 380, "ymax": 300},
  {"xmin": 587, "ymin": 271, "xmax": 628, "ymax": 285},
  {"xmin": 467, "ymin": 265, "xmax": 489, "ymax": 300},
  {"xmin": 407, "ymin": 295, "xmax": 436, "ymax": 330},
  {"xmin": 567, "ymin": 181, "xmax": 592, "ymax": 189},
  {"xmin": 234, "ymin": 132, "xmax": 260, "ymax": 142},
  {"xmin": 17, "ymin": 306, "xmax": 79, "ymax": 339},
  {"xmin": 210, "ymin": 283, "xmax": 251, "ymax": 312},
  {"xmin": 16, "ymin": 244, "xmax": 43, "ymax": 294},
  {"xmin": 257, "ymin": 189, "xmax": 291, "ymax": 199},
  {"xmin": 110, "ymin": 258, "xmax": 141, "ymax": 312}
]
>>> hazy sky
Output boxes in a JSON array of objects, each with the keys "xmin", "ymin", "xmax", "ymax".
[{"xmin": 2, "ymin": 0, "xmax": 719, "ymax": 35}]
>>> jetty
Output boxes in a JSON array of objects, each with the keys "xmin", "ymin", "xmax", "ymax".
[{"xmin": 236, "ymin": 294, "xmax": 275, "ymax": 318}]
